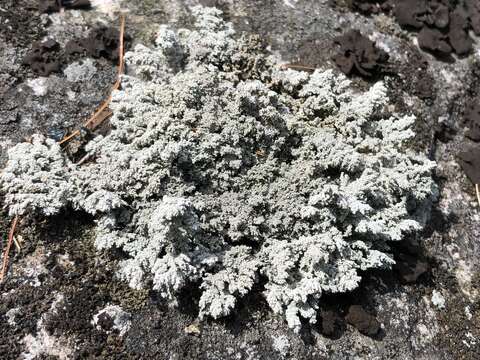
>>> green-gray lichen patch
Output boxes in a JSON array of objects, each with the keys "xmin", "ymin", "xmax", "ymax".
[{"xmin": 1, "ymin": 6, "xmax": 438, "ymax": 332}]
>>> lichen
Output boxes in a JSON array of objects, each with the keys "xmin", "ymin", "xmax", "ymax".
[{"xmin": 0, "ymin": 6, "xmax": 438, "ymax": 332}]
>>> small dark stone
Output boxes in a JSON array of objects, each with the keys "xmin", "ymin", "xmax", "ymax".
[
  {"xmin": 333, "ymin": 29, "xmax": 389, "ymax": 77},
  {"xmin": 458, "ymin": 146, "xmax": 480, "ymax": 184},
  {"xmin": 345, "ymin": 305, "xmax": 380, "ymax": 336}
]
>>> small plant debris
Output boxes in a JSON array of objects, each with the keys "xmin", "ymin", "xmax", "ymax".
[
  {"xmin": 0, "ymin": 216, "xmax": 19, "ymax": 282},
  {"xmin": 333, "ymin": 29, "xmax": 389, "ymax": 77}
]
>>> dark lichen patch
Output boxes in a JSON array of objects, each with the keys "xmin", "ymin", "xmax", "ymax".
[
  {"xmin": 337, "ymin": 0, "xmax": 480, "ymax": 59},
  {"xmin": 22, "ymin": 26, "xmax": 130, "ymax": 75},
  {"xmin": 393, "ymin": 253, "xmax": 430, "ymax": 284},
  {"xmin": 0, "ymin": 285, "xmax": 53, "ymax": 359},
  {"xmin": 333, "ymin": 29, "xmax": 389, "ymax": 77},
  {"xmin": 65, "ymin": 27, "xmax": 130, "ymax": 62},
  {"xmin": 318, "ymin": 310, "xmax": 344, "ymax": 338},
  {"xmin": 23, "ymin": 39, "xmax": 62, "ymax": 76}
]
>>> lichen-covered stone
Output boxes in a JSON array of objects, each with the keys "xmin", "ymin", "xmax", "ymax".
[{"xmin": 0, "ymin": 6, "xmax": 438, "ymax": 332}]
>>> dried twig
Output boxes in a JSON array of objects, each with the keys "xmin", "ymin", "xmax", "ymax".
[
  {"xmin": 0, "ymin": 215, "xmax": 19, "ymax": 282},
  {"xmin": 60, "ymin": 14, "xmax": 126, "ymax": 145}
]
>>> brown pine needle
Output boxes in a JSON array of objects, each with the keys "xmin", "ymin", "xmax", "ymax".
[
  {"xmin": 280, "ymin": 63, "xmax": 316, "ymax": 72},
  {"xmin": 476, "ymin": 184, "xmax": 480, "ymax": 208},
  {"xmin": 13, "ymin": 236, "xmax": 22, "ymax": 252},
  {"xmin": 0, "ymin": 215, "xmax": 19, "ymax": 282},
  {"xmin": 60, "ymin": 14, "xmax": 126, "ymax": 146}
]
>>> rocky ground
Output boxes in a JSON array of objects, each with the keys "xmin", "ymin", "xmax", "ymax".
[{"xmin": 0, "ymin": 0, "xmax": 479, "ymax": 359}]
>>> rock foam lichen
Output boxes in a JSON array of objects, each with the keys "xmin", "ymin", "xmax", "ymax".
[{"xmin": 1, "ymin": 6, "xmax": 437, "ymax": 331}]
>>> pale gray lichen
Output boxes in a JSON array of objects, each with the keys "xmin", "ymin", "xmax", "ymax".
[
  {"xmin": 1, "ymin": 6, "xmax": 438, "ymax": 332},
  {"xmin": 272, "ymin": 335, "xmax": 291, "ymax": 358},
  {"xmin": 431, "ymin": 290, "xmax": 446, "ymax": 310},
  {"xmin": 63, "ymin": 58, "xmax": 97, "ymax": 83}
]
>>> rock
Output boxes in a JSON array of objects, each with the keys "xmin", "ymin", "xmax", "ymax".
[{"xmin": 92, "ymin": 305, "xmax": 131, "ymax": 336}]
